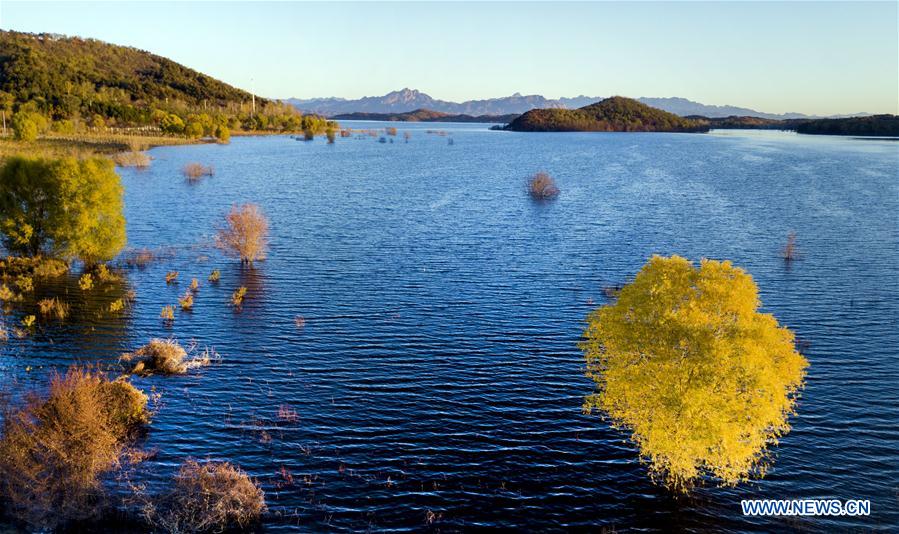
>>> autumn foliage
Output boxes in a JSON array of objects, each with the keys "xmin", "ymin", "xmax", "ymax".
[
  {"xmin": 0, "ymin": 367, "xmax": 150, "ymax": 529},
  {"xmin": 581, "ymin": 255, "xmax": 808, "ymax": 491}
]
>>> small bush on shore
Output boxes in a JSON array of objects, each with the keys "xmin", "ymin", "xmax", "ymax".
[
  {"xmin": 528, "ymin": 172, "xmax": 560, "ymax": 200},
  {"xmin": 0, "ymin": 367, "xmax": 150, "ymax": 530},
  {"xmin": 112, "ymin": 151, "xmax": 151, "ymax": 168},
  {"xmin": 141, "ymin": 459, "xmax": 266, "ymax": 533}
]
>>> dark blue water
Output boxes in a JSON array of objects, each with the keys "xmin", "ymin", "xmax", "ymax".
[{"xmin": 4, "ymin": 125, "xmax": 898, "ymax": 531}]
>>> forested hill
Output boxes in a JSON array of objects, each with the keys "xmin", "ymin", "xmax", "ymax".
[
  {"xmin": 505, "ymin": 96, "xmax": 708, "ymax": 133},
  {"xmin": 0, "ymin": 31, "xmax": 331, "ymax": 136}
]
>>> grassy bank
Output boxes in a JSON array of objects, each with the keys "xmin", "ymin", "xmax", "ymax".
[{"xmin": 0, "ymin": 133, "xmax": 205, "ymax": 160}]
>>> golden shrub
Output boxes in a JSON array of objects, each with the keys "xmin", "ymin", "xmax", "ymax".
[
  {"xmin": 216, "ymin": 204, "xmax": 269, "ymax": 264},
  {"xmin": 142, "ymin": 460, "xmax": 266, "ymax": 533},
  {"xmin": 0, "ymin": 367, "xmax": 149, "ymax": 529},
  {"xmin": 581, "ymin": 255, "xmax": 808, "ymax": 491}
]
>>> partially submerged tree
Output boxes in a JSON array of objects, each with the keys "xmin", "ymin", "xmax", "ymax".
[
  {"xmin": 216, "ymin": 203, "xmax": 269, "ymax": 264},
  {"xmin": 0, "ymin": 157, "xmax": 126, "ymax": 264},
  {"xmin": 527, "ymin": 172, "xmax": 560, "ymax": 200},
  {"xmin": 581, "ymin": 255, "xmax": 808, "ymax": 491}
]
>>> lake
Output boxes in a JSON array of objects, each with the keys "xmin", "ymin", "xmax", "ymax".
[{"xmin": 5, "ymin": 123, "xmax": 898, "ymax": 531}]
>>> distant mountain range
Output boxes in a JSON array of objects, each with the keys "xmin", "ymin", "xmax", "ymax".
[
  {"xmin": 332, "ymin": 109, "xmax": 519, "ymax": 124},
  {"xmin": 284, "ymin": 88, "xmax": 870, "ymax": 120}
]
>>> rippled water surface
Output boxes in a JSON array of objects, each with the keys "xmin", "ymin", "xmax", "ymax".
[{"xmin": 5, "ymin": 125, "xmax": 899, "ymax": 531}]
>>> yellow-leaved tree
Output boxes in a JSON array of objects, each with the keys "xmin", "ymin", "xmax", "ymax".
[
  {"xmin": 0, "ymin": 156, "xmax": 126, "ymax": 264},
  {"xmin": 581, "ymin": 255, "xmax": 808, "ymax": 492}
]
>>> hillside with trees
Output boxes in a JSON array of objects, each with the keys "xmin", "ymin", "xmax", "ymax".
[
  {"xmin": 794, "ymin": 115, "xmax": 899, "ymax": 136},
  {"xmin": 505, "ymin": 97, "xmax": 709, "ymax": 133},
  {"xmin": 0, "ymin": 31, "xmax": 335, "ymax": 140}
]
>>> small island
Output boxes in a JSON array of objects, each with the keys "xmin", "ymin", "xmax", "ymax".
[{"xmin": 504, "ymin": 96, "xmax": 709, "ymax": 133}]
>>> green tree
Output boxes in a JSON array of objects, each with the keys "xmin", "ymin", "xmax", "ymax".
[
  {"xmin": 160, "ymin": 114, "xmax": 185, "ymax": 134},
  {"xmin": 0, "ymin": 157, "xmax": 127, "ymax": 264},
  {"xmin": 184, "ymin": 121, "xmax": 204, "ymax": 139},
  {"xmin": 11, "ymin": 112, "xmax": 38, "ymax": 141},
  {"xmin": 581, "ymin": 255, "xmax": 808, "ymax": 491},
  {"xmin": 214, "ymin": 125, "xmax": 230, "ymax": 143}
]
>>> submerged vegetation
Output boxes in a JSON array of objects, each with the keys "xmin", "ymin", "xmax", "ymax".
[
  {"xmin": 121, "ymin": 338, "xmax": 212, "ymax": 376},
  {"xmin": 0, "ymin": 367, "xmax": 150, "ymax": 530},
  {"xmin": 182, "ymin": 162, "xmax": 214, "ymax": 181},
  {"xmin": 581, "ymin": 256, "xmax": 808, "ymax": 491},
  {"xmin": 217, "ymin": 204, "xmax": 269, "ymax": 264},
  {"xmin": 527, "ymin": 172, "xmax": 560, "ymax": 200},
  {"xmin": 782, "ymin": 232, "xmax": 799, "ymax": 261},
  {"xmin": 140, "ymin": 459, "xmax": 266, "ymax": 533}
]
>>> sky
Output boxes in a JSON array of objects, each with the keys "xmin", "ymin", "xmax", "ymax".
[{"xmin": 1, "ymin": 1, "xmax": 897, "ymax": 116}]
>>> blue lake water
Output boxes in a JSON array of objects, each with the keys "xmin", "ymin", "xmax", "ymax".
[{"xmin": 4, "ymin": 123, "xmax": 898, "ymax": 531}]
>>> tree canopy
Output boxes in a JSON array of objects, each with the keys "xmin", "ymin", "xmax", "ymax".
[
  {"xmin": 0, "ymin": 156, "xmax": 126, "ymax": 263},
  {"xmin": 581, "ymin": 255, "xmax": 808, "ymax": 491}
]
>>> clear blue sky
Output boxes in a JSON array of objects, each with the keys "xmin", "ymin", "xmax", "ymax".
[{"xmin": 1, "ymin": 1, "xmax": 897, "ymax": 115}]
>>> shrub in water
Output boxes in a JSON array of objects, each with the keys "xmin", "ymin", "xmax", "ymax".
[
  {"xmin": 581, "ymin": 255, "xmax": 808, "ymax": 492},
  {"xmin": 122, "ymin": 338, "xmax": 187, "ymax": 376},
  {"xmin": 782, "ymin": 231, "xmax": 799, "ymax": 261},
  {"xmin": 112, "ymin": 151, "xmax": 151, "ymax": 168},
  {"xmin": 216, "ymin": 204, "xmax": 269, "ymax": 264},
  {"xmin": 37, "ymin": 297, "xmax": 70, "ymax": 320},
  {"xmin": 527, "ymin": 172, "xmax": 560, "ymax": 200},
  {"xmin": 160, "ymin": 305, "xmax": 175, "ymax": 323},
  {"xmin": 122, "ymin": 339, "xmax": 212, "ymax": 376},
  {"xmin": 141, "ymin": 459, "xmax": 266, "ymax": 533},
  {"xmin": 231, "ymin": 286, "xmax": 247, "ymax": 307},
  {"xmin": 179, "ymin": 291, "xmax": 194, "ymax": 311},
  {"xmin": 0, "ymin": 367, "xmax": 149, "ymax": 530},
  {"xmin": 182, "ymin": 163, "xmax": 214, "ymax": 181}
]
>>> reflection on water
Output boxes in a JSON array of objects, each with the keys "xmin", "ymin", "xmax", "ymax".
[{"xmin": 1, "ymin": 126, "xmax": 897, "ymax": 531}]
